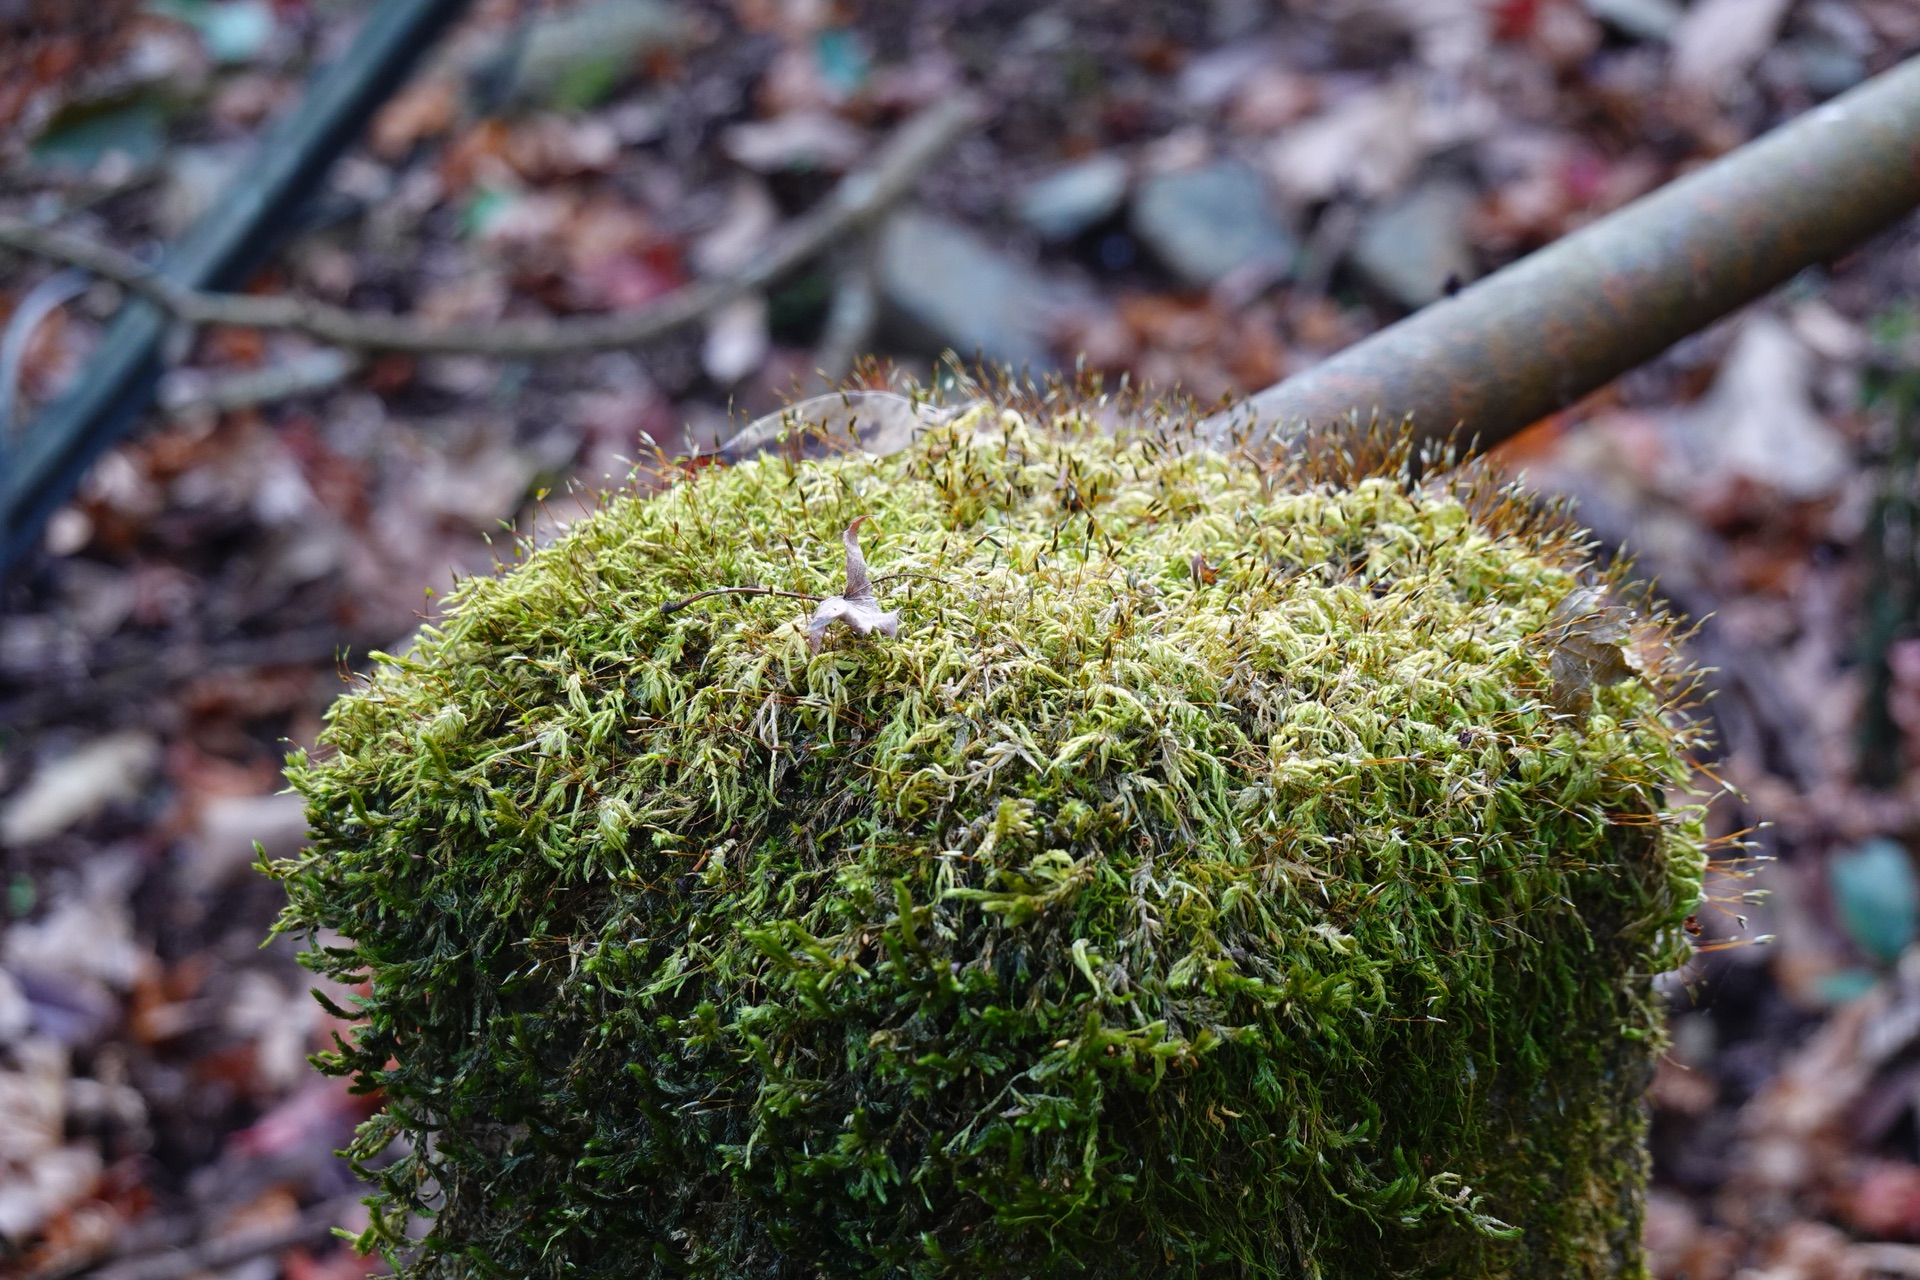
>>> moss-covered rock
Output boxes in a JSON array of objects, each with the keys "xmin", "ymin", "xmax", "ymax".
[{"xmin": 271, "ymin": 403, "xmax": 1705, "ymax": 1278}]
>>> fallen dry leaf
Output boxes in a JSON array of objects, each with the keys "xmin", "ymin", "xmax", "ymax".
[
  {"xmin": 1545, "ymin": 587, "xmax": 1638, "ymax": 717},
  {"xmin": 1672, "ymin": 0, "xmax": 1794, "ymax": 95},
  {"xmin": 805, "ymin": 517, "xmax": 900, "ymax": 654},
  {"xmin": 718, "ymin": 390, "xmax": 962, "ymax": 464}
]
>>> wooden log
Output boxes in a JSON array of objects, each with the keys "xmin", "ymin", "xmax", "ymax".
[{"xmin": 1204, "ymin": 56, "xmax": 1920, "ymax": 460}]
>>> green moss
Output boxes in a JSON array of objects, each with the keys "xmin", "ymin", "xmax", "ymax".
[{"xmin": 270, "ymin": 402, "xmax": 1705, "ymax": 1278}]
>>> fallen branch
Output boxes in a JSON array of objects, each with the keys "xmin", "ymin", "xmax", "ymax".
[
  {"xmin": 157, "ymin": 349, "xmax": 364, "ymax": 416},
  {"xmin": 1203, "ymin": 55, "xmax": 1920, "ymax": 458},
  {"xmin": 0, "ymin": 97, "xmax": 978, "ymax": 358},
  {"xmin": 2, "ymin": 0, "xmax": 478, "ymax": 573}
]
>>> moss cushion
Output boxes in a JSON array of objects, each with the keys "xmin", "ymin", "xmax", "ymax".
[{"xmin": 272, "ymin": 404, "xmax": 1704, "ymax": 1278}]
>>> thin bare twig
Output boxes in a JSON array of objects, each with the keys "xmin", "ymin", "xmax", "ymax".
[
  {"xmin": 659, "ymin": 585, "xmax": 821, "ymax": 615},
  {"xmin": 0, "ymin": 96, "xmax": 980, "ymax": 358},
  {"xmin": 158, "ymin": 349, "xmax": 365, "ymax": 416}
]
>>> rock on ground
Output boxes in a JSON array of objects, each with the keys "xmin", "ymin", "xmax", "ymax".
[{"xmin": 1128, "ymin": 160, "xmax": 1295, "ymax": 289}]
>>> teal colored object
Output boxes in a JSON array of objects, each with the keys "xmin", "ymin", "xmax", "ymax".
[
  {"xmin": 147, "ymin": 0, "xmax": 277, "ymax": 64},
  {"xmin": 1814, "ymin": 968, "xmax": 1880, "ymax": 1006},
  {"xmin": 195, "ymin": 1, "xmax": 276, "ymax": 63},
  {"xmin": 6, "ymin": 873, "xmax": 34, "ymax": 919},
  {"xmin": 459, "ymin": 187, "xmax": 516, "ymax": 239},
  {"xmin": 815, "ymin": 29, "xmax": 871, "ymax": 96},
  {"xmin": 1830, "ymin": 837, "xmax": 1918, "ymax": 966}
]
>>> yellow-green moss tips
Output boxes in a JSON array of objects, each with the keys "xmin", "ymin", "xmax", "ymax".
[{"xmin": 270, "ymin": 402, "xmax": 1706, "ymax": 1278}]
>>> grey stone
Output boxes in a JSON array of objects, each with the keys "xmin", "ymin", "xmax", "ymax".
[
  {"xmin": 1350, "ymin": 180, "xmax": 1478, "ymax": 311},
  {"xmin": 1016, "ymin": 154, "xmax": 1130, "ymax": 241},
  {"xmin": 1792, "ymin": 39, "xmax": 1868, "ymax": 96},
  {"xmin": 1129, "ymin": 161, "xmax": 1296, "ymax": 288},
  {"xmin": 1687, "ymin": 315, "xmax": 1849, "ymax": 500},
  {"xmin": 877, "ymin": 212, "xmax": 1061, "ymax": 368}
]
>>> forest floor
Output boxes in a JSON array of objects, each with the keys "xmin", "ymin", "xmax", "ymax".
[{"xmin": 7, "ymin": 1, "xmax": 1920, "ymax": 1276}]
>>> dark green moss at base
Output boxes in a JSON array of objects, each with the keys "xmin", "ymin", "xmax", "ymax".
[{"xmin": 271, "ymin": 406, "xmax": 1704, "ymax": 1277}]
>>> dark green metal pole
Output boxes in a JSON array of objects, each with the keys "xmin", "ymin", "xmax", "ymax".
[
  {"xmin": 1, "ymin": 0, "xmax": 473, "ymax": 573},
  {"xmin": 1204, "ymin": 55, "xmax": 1920, "ymax": 458}
]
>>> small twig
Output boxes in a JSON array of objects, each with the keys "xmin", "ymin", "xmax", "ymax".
[
  {"xmin": 0, "ymin": 97, "xmax": 980, "ymax": 358},
  {"xmin": 659, "ymin": 563, "xmax": 940, "ymax": 620},
  {"xmin": 659, "ymin": 585, "xmax": 821, "ymax": 615}
]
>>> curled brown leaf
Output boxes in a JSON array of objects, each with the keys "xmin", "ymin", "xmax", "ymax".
[
  {"xmin": 1546, "ymin": 586, "xmax": 1640, "ymax": 717},
  {"xmin": 806, "ymin": 517, "xmax": 901, "ymax": 654}
]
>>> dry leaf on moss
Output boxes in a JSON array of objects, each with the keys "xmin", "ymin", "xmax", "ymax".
[
  {"xmin": 805, "ymin": 517, "xmax": 900, "ymax": 653},
  {"xmin": 1546, "ymin": 586, "xmax": 1640, "ymax": 716},
  {"xmin": 718, "ymin": 390, "xmax": 971, "ymax": 464}
]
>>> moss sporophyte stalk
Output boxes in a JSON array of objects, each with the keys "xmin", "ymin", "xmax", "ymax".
[{"xmin": 268, "ymin": 398, "xmax": 1707, "ymax": 1278}]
